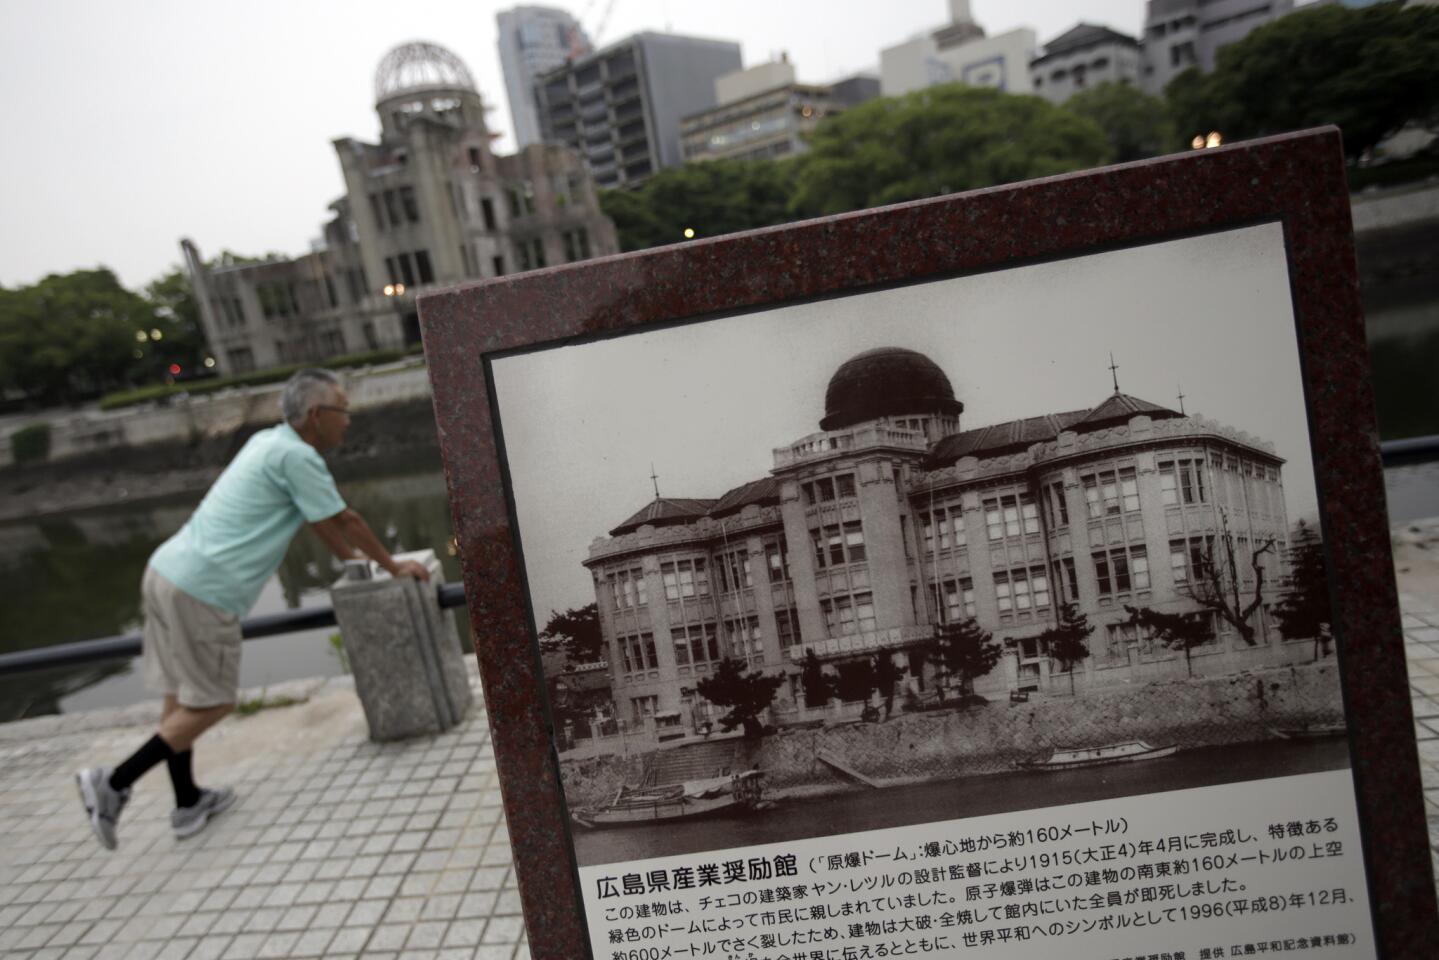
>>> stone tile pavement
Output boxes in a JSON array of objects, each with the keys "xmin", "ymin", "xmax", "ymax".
[
  {"xmin": 0, "ymin": 662, "xmax": 529, "ymax": 960},
  {"xmin": 1400, "ymin": 590, "xmax": 1439, "ymax": 892},
  {"xmin": 1, "ymin": 589, "xmax": 1437, "ymax": 958}
]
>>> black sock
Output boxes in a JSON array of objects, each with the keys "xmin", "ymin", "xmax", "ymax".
[
  {"xmin": 167, "ymin": 750, "xmax": 201, "ymax": 808},
  {"xmin": 109, "ymin": 734, "xmax": 175, "ymax": 792}
]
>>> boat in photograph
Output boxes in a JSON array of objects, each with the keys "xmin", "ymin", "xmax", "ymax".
[
  {"xmin": 1268, "ymin": 723, "xmax": 1348, "ymax": 739},
  {"xmin": 1019, "ymin": 740, "xmax": 1179, "ymax": 771},
  {"xmin": 572, "ymin": 770, "xmax": 767, "ymax": 829}
]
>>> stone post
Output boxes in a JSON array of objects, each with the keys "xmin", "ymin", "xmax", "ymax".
[{"xmin": 330, "ymin": 549, "xmax": 473, "ymax": 741}]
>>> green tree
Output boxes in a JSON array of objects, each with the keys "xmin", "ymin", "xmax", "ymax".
[
  {"xmin": 1064, "ymin": 82, "xmax": 1178, "ymax": 163},
  {"xmin": 1040, "ymin": 602, "xmax": 1094, "ymax": 696},
  {"xmin": 599, "ymin": 158, "xmax": 799, "ymax": 252},
  {"xmin": 1274, "ymin": 519, "xmax": 1333, "ymax": 659},
  {"xmin": 537, "ymin": 604, "xmax": 604, "ymax": 665},
  {"xmin": 790, "ymin": 84, "xmax": 1111, "ymax": 216},
  {"xmin": 1123, "ymin": 604, "xmax": 1215, "ymax": 677},
  {"xmin": 0, "ymin": 269, "xmax": 154, "ymax": 405},
  {"xmin": 801, "ymin": 648, "xmax": 835, "ymax": 708},
  {"xmin": 695, "ymin": 657, "xmax": 785, "ymax": 738},
  {"xmin": 925, "ymin": 618, "xmax": 1003, "ymax": 704},
  {"xmin": 1165, "ymin": 3, "xmax": 1439, "ymax": 160}
]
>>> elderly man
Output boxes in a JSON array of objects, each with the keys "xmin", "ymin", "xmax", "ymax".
[{"xmin": 76, "ymin": 368, "xmax": 429, "ymax": 848}]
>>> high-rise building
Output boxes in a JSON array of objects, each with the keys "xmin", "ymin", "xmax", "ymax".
[
  {"xmin": 1140, "ymin": 0, "xmax": 1296, "ymax": 96},
  {"xmin": 880, "ymin": 1, "xmax": 1037, "ymax": 97},
  {"xmin": 185, "ymin": 41, "xmax": 618, "ymax": 377},
  {"xmin": 680, "ymin": 59, "xmax": 876, "ymax": 164},
  {"xmin": 497, "ymin": 5, "xmax": 593, "ymax": 149},
  {"xmin": 534, "ymin": 32, "xmax": 743, "ymax": 189},
  {"xmin": 1030, "ymin": 24, "xmax": 1142, "ymax": 104}
]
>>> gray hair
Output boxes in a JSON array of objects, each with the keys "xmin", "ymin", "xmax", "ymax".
[{"xmin": 281, "ymin": 369, "xmax": 341, "ymax": 426}]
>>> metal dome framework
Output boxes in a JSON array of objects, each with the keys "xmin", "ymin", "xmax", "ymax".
[{"xmin": 374, "ymin": 41, "xmax": 477, "ymax": 103}]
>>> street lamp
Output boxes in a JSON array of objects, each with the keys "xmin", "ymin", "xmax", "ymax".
[{"xmin": 683, "ymin": 227, "xmax": 696, "ymax": 240}]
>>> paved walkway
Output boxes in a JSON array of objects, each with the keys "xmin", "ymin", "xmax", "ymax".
[
  {"xmin": 0, "ymin": 661, "xmax": 528, "ymax": 960},
  {"xmin": 1, "ymin": 563, "xmax": 1436, "ymax": 958}
]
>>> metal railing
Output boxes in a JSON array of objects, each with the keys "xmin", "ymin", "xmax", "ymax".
[
  {"xmin": 0, "ymin": 583, "xmax": 467, "ymax": 677},
  {"xmin": 2, "ymin": 435, "xmax": 1435, "ymax": 679}
]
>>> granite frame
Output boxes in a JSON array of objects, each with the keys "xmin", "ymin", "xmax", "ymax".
[{"xmin": 419, "ymin": 128, "xmax": 1436, "ymax": 959}]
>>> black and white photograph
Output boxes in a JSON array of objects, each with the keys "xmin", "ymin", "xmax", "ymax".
[{"xmin": 486, "ymin": 220, "xmax": 1349, "ymax": 869}]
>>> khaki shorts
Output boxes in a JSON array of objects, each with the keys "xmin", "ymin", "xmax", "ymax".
[{"xmin": 140, "ymin": 566, "xmax": 242, "ymax": 708}]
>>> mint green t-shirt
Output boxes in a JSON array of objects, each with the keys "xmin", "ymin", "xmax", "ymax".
[{"xmin": 150, "ymin": 422, "xmax": 347, "ymax": 617}]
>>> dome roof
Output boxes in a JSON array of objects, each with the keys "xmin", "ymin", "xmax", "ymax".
[
  {"xmin": 820, "ymin": 347, "xmax": 964, "ymax": 430},
  {"xmin": 374, "ymin": 41, "xmax": 477, "ymax": 103}
]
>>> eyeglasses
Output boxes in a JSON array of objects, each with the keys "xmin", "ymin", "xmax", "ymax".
[{"xmin": 316, "ymin": 404, "xmax": 350, "ymax": 416}]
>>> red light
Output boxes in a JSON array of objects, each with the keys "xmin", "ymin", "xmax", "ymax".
[{"xmin": 169, "ymin": 363, "xmax": 182, "ymax": 375}]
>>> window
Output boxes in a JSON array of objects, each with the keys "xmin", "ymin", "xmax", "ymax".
[
  {"xmin": 716, "ymin": 549, "xmax": 752, "ymax": 593},
  {"xmin": 1106, "ymin": 622, "xmax": 1153, "ymax": 658},
  {"xmin": 983, "ymin": 493, "xmax": 1039, "ymax": 540},
  {"xmin": 724, "ymin": 617, "xmax": 762, "ymax": 658},
  {"xmin": 929, "ymin": 578, "xmax": 975, "ymax": 623},
  {"xmin": 1054, "ymin": 557, "xmax": 1079, "ymax": 602},
  {"xmin": 492, "ymin": 255, "xmax": 505, "ymax": 276},
  {"xmin": 834, "ymin": 474, "xmax": 856, "ymax": 498},
  {"xmin": 480, "ymin": 197, "xmax": 497, "ymax": 231},
  {"xmin": 607, "ymin": 568, "xmax": 647, "ymax": 610},
  {"xmin": 804, "ymin": 477, "xmax": 836, "ymax": 504},
  {"xmin": 994, "ymin": 567, "xmax": 1050, "ymax": 613},
  {"xmin": 1169, "ymin": 536, "xmax": 1212, "ymax": 585},
  {"xmin": 398, "ymin": 186, "xmax": 421, "ymax": 223},
  {"xmin": 844, "ymin": 522, "xmax": 866, "ymax": 562},
  {"xmin": 671, "ymin": 623, "xmax": 721, "ymax": 667},
  {"xmin": 1082, "ymin": 467, "xmax": 1139, "ymax": 518},
  {"xmin": 383, "ymin": 190, "xmax": 402, "ymax": 227},
  {"xmin": 630, "ymin": 695, "xmax": 657, "ymax": 723},
  {"xmin": 660, "ymin": 558, "xmax": 709, "ymax": 600},
  {"xmin": 414, "ymin": 250, "xmax": 434, "ymax": 285},
  {"xmin": 384, "ymin": 257, "xmax": 399, "ymax": 286},
  {"xmin": 562, "ymin": 228, "xmax": 591, "ymax": 262},
  {"xmin": 467, "ymin": 146, "xmax": 482, "ymax": 169},
  {"xmin": 921, "ymin": 506, "xmax": 966, "ymax": 553},
  {"xmin": 775, "ymin": 608, "xmax": 799, "ymax": 649},
  {"xmin": 397, "ymin": 253, "xmax": 417, "ymax": 288},
  {"xmin": 765, "ymin": 538, "xmax": 790, "ymax": 583},
  {"xmin": 1044, "ymin": 481, "xmax": 1069, "ymax": 528},
  {"xmin": 619, "ymin": 633, "xmax": 656, "ymax": 673},
  {"xmin": 821, "ymin": 592, "xmax": 874, "ymax": 637},
  {"xmin": 1159, "ymin": 458, "xmax": 1207, "ymax": 506},
  {"xmin": 812, "ymin": 521, "xmax": 865, "ymax": 568},
  {"xmin": 1093, "ymin": 545, "xmax": 1150, "ymax": 597},
  {"xmin": 369, "ymin": 193, "xmax": 387, "ymax": 230}
]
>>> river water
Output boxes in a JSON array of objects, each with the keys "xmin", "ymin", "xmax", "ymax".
[
  {"xmin": 571, "ymin": 737, "xmax": 1353, "ymax": 867},
  {"xmin": 0, "ymin": 457, "xmax": 466, "ymax": 723}
]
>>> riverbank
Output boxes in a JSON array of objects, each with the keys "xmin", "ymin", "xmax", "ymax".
[
  {"xmin": 557, "ymin": 660, "xmax": 1345, "ymax": 809},
  {"xmin": 0, "ymin": 397, "xmax": 443, "ymax": 523}
]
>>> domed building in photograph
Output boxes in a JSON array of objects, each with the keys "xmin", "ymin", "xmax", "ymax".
[{"xmin": 583, "ymin": 347, "xmax": 1303, "ymax": 734}]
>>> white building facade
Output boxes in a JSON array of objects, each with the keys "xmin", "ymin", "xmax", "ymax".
[{"xmin": 496, "ymin": 5, "xmax": 593, "ymax": 149}]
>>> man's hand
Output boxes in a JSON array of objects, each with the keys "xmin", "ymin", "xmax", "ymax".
[{"xmin": 390, "ymin": 559, "xmax": 431, "ymax": 581}]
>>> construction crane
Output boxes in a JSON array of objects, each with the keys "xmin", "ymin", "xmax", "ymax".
[{"xmin": 583, "ymin": 0, "xmax": 618, "ymax": 47}]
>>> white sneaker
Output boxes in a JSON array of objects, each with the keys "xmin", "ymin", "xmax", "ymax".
[
  {"xmin": 76, "ymin": 767, "xmax": 129, "ymax": 851},
  {"xmin": 171, "ymin": 786, "xmax": 236, "ymax": 839}
]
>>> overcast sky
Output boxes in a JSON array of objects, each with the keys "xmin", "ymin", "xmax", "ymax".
[
  {"xmin": 0, "ymin": 0, "xmax": 1146, "ymax": 291},
  {"xmin": 490, "ymin": 222, "xmax": 1320, "ymax": 623}
]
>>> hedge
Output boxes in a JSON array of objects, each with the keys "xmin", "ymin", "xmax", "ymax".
[
  {"xmin": 98, "ymin": 345, "xmax": 424, "ymax": 411},
  {"xmin": 10, "ymin": 423, "xmax": 52, "ymax": 465}
]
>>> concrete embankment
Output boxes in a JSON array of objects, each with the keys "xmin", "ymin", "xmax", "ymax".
[
  {"xmin": 558, "ymin": 661, "xmax": 1345, "ymax": 808},
  {"xmin": 0, "ymin": 396, "xmax": 442, "ymax": 523}
]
